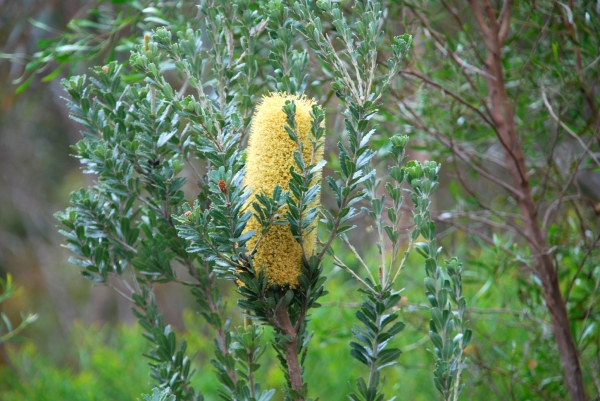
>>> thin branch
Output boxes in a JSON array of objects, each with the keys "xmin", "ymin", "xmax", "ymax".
[
  {"xmin": 391, "ymin": 238, "xmax": 414, "ymax": 285},
  {"xmin": 535, "ymin": 122, "xmax": 561, "ymax": 214},
  {"xmin": 340, "ymin": 236, "xmax": 376, "ymax": 284},
  {"xmin": 177, "ymin": 78, "xmax": 190, "ymax": 99},
  {"xmin": 324, "ymin": 241, "xmax": 376, "ymax": 291},
  {"xmin": 512, "ymin": 3, "xmax": 553, "ymax": 112},
  {"xmin": 542, "ymin": 86, "xmax": 600, "ymax": 168},
  {"xmin": 542, "ymin": 130, "xmax": 599, "ymax": 231},
  {"xmin": 439, "ymin": 0, "xmax": 487, "ymax": 66},
  {"xmin": 471, "ymin": 358, "xmax": 553, "ymax": 399},
  {"xmin": 469, "ymin": 0, "xmax": 493, "ymax": 39},
  {"xmin": 423, "ymin": 26, "xmax": 495, "ymax": 81},
  {"xmin": 578, "ymin": 268, "xmax": 600, "ymax": 344},
  {"xmin": 105, "ymin": 281, "xmax": 135, "ymax": 303},
  {"xmin": 398, "ymin": 99, "xmax": 524, "ymax": 199},
  {"xmin": 467, "ymin": 307, "xmax": 550, "ymax": 328},
  {"xmin": 436, "ymin": 211, "xmax": 528, "ymax": 239},
  {"xmin": 433, "ymin": 217, "xmax": 521, "ymax": 261},
  {"xmin": 498, "ymin": 0, "xmax": 513, "ymax": 44},
  {"xmin": 542, "ymin": 195, "xmax": 581, "ymax": 231},
  {"xmin": 448, "ymin": 149, "xmax": 532, "ymax": 234},
  {"xmin": 400, "ymin": 69, "xmax": 495, "ymax": 128},
  {"xmin": 565, "ymin": 231, "xmax": 600, "ymax": 302},
  {"xmin": 437, "ymin": 208, "xmax": 527, "ymax": 221}
]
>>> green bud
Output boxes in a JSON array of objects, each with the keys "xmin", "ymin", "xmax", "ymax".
[
  {"xmin": 391, "ymin": 134, "xmax": 409, "ymax": 149},
  {"xmin": 406, "ymin": 160, "xmax": 423, "ymax": 185}
]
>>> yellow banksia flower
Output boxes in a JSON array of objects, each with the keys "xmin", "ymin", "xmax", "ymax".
[{"xmin": 243, "ymin": 93, "xmax": 325, "ymax": 288}]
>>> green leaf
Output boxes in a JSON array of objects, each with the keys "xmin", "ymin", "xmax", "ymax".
[
  {"xmin": 15, "ymin": 75, "xmax": 34, "ymax": 94},
  {"xmin": 41, "ymin": 65, "xmax": 64, "ymax": 82}
]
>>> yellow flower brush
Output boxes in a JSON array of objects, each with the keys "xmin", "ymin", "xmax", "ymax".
[{"xmin": 243, "ymin": 93, "xmax": 325, "ymax": 287}]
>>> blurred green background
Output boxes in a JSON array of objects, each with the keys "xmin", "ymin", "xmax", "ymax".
[{"xmin": 0, "ymin": 1, "xmax": 599, "ymax": 400}]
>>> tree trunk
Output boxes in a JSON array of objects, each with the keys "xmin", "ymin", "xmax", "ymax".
[{"xmin": 469, "ymin": 1, "xmax": 586, "ymax": 400}]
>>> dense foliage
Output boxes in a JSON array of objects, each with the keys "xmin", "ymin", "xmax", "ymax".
[{"xmin": 1, "ymin": 1, "xmax": 598, "ymax": 400}]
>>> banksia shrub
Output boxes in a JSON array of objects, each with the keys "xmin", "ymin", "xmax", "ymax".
[
  {"xmin": 243, "ymin": 93, "xmax": 324, "ymax": 287},
  {"xmin": 52, "ymin": 1, "xmax": 470, "ymax": 401}
]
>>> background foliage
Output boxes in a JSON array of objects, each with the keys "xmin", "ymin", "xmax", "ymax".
[{"xmin": 0, "ymin": 0, "xmax": 599, "ymax": 400}]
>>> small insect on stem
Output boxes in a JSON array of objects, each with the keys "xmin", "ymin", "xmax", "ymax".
[{"xmin": 218, "ymin": 179, "xmax": 227, "ymax": 195}]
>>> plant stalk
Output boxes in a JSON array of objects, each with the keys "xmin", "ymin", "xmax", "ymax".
[{"xmin": 275, "ymin": 303, "xmax": 304, "ymax": 400}]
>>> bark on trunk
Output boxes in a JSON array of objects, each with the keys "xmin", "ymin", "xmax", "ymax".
[{"xmin": 469, "ymin": 1, "xmax": 586, "ymax": 400}]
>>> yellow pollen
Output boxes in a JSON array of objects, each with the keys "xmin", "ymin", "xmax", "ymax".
[{"xmin": 243, "ymin": 93, "xmax": 325, "ymax": 288}]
